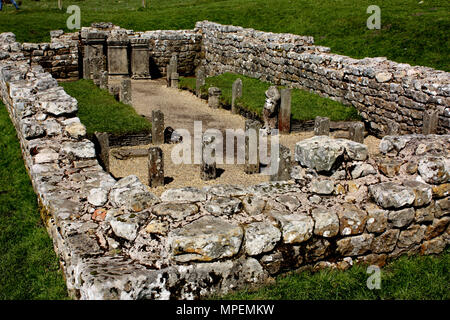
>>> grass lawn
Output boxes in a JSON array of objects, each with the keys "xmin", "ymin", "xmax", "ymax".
[
  {"xmin": 222, "ymin": 249, "xmax": 450, "ymax": 300},
  {"xmin": 60, "ymin": 79, "xmax": 151, "ymax": 136},
  {"xmin": 180, "ymin": 73, "xmax": 361, "ymax": 122},
  {"xmin": 0, "ymin": 102, "xmax": 68, "ymax": 300},
  {"xmin": 0, "ymin": 0, "xmax": 448, "ymax": 71}
]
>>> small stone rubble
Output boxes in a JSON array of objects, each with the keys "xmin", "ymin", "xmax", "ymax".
[{"xmin": 1, "ymin": 29, "xmax": 449, "ymax": 300}]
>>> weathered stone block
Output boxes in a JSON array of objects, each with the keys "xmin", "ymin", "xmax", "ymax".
[
  {"xmin": 168, "ymin": 216, "xmax": 243, "ymax": 262},
  {"xmin": 148, "ymin": 147, "xmax": 164, "ymax": 187}
]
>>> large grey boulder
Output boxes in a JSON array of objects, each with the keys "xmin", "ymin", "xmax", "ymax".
[
  {"xmin": 295, "ymin": 136, "xmax": 368, "ymax": 172},
  {"xmin": 168, "ymin": 216, "xmax": 243, "ymax": 262}
]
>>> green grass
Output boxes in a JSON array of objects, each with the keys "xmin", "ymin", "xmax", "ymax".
[
  {"xmin": 0, "ymin": 0, "xmax": 448, "ymax": 71},
  {"xmin": 180, "ymin": 73, "xmax": 361, "ymax": 122},
  {"xmin": 222, "ymin": 249, "xmax": 450, "ymax": 300},
  {"xmin": 60, "ymin": 79, "xmax": 151, "ymax": 136},
  {"xmin": 0, "ymin": 102, "xmax": 68, "ymax": 300}
]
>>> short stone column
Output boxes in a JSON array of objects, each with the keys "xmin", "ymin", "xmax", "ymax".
[
  {"xmin": 99, "ymin": 71, "xmax": 108, "ymax": 90},
  {"xmin": 82, "ymin": 57, "xmax": 91, "ymax": 80},
  {"xmin": 270, "ymin": 144, "xmax": 291, "ymax": 181},
  {"xmin": 131, "ymin": 37, "xmax": 151, "ymax": 79},
  {"xmin": 107, "ymin": 35, "xmax": 129, "ymax": 76},
  {"xmin": 349, "ymin": 122, "xmax": 365, "ymax": 143},
  {"xmin": 152, "ymin": 110, "xmax": 164, "ymax": 145},
  {"xmin": 244, "ymin": 120, "xmax": 261, "ymax": 174},
  {"xmin": 231, "ymin": 78, "xmax": 243, "ymax": 114},
  {"xmin": 314, "ymin": 116, "xmax": 330, "ymax": 136},
  {"xmin": 423, "ymin": 110, "xmax": 438, "ymax": 134},
  {"xmin": 148, "ymin": 147, "xmax": 164, "ymax": 187},
  {"xmin": 170, "ymin": 72, "xmax": 179, "ymax": 89},
  {"xmin": 201, "ymin": 135, "xmax": 217, "ymax": 181},
  {"xmin": 196, "ymin": 68, "xmax": 205, "ymax": 97},
  {"xmin": 208, "ymin": 87, "xmax": 221, "ymax": 109},
  {"xmin": 120, "ymin": 78, "xmax": 132, "ymax": 105},
  {"xmin": 278, "ymin": 88, "xmax": 291, "ymax": 134},
  {"xmin": 94, "ymin": 132, "xmax": 110, "ymax": 172},
  {"xmin": 166, "ymin": 54, "xmax": 178, "ymax": 87}
]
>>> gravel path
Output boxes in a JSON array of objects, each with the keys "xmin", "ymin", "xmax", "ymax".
[{"xmin": 108, "ymin": 78, "xmax": 380, "ymax": 195}]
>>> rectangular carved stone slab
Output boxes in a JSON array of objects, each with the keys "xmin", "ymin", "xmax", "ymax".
[
  {"xmin": 107, "ymin": 36, "xmax": 129, "ymax": 76},
  {"xmin": 131, "ymin": 38, "xmax": 150, "ymax": 79}
]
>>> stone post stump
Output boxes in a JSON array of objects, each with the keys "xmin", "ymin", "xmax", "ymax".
[
  {"xmin": 270, "ymin": 144, "xmax": 291, "ymax": 181},
  {"xmin": 231, "ymin": 78, "xmax": 242, "ymax": 114},
  {"xmin": 120, "ymin": 78, "xmax": 132, "ymax": 105},
  {"xmin": 152, "ymin": 110, "xmax": 164, "ymax": 145},
  {"xmin": 201, "ymin": 135, "xmax": 217, "ymax": 181},
  {"xmin": 208, "ymin": 87, "xmax": 222, "ymax": 109},
  {"xmin": 314, "ymin": 116, "xmax": 330, "ymax": 136},
  {"xmin": 196, "ymin": 68, "xmax": 205, "ymax": 97},
  {"xmin": 148, "ymin": 147, "xmax": 164, "ymax": 187},
  {"xmin": 244, "ymin": 120, "xmax": 261, "ymax": 174},
  {"xmin": 278, "ymin": 88, "xmax": 291, "ymax": 134},
  {"xmin": 349, "ymin": 122, "xmax": 365, "ymax": 143}
]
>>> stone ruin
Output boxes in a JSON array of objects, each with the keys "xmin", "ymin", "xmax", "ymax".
[{"xmin": 0, "ymin": 20, "xmax": 449, "ymax": 299}]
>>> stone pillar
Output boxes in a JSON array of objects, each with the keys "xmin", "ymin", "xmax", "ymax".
[
  {"xmin": 120, "ymin": 78, "xmax": 132, "ymax": 105},
  {"xmin": 99, "ymin": 71, "xmax": 108, "ymax": 90},
  {"xmin": 171, "ymin": 72, "xmax": 179, "ymax": 89},
  {"xmin": 314, "ymin": 116, "xmax": 330, "ymax": 136},
  {"xmin": 152, "ymin": 110, "xmax": 164, "ymax": 145},
  {"xmin": 201, "ymin": 135, "xmax": 216, "ymax": 181},
  {"xmin": 244, "ymin": 120, "xmax": 261, "ymax": 174},
  {"xmin": 131, "ymin": 37, "xmax": 150, "ymax": 79},
  {"xmin": 263, "ymin": 86, "xmax": 281, "ymax": 131},
  {"xmin": 278, "ymin": 88, "xmax": 291, "ymax": 134},
  {"xmin": 423, "ymin": 110, "xmax": 438, "ymax": 135},
  {"xmin": 82, "ymin": 57, "xmax": 90, "ymax": 80},
  {"xmin": 208, "ymin": 87, "xmax": 221, "ymax": 109},
  {"xmin": 270, "ymin": 144, "xmax": 291, "ymax": 181},
  {"xmin": 107, "ymin": 35, "xmax": 129, "ymax": 76},
  {"xmin": 231, "ymin": 78, "xmax": 243, "ymax": 114},
  {"xmin": 166, "ymin": 54, "xmax": 178, "ymax": 87},
  {"xmin": 94, "ymin": 132, "xmax": 110, "ymax": 172},
  {"xmin": 148, "ymin": 147, "xmax": 164, "ymax": 187},
  {"xmin": 349, "ymin": 122, "xmax": 365, "ymax": 143},
  {"xmin": 196, "ymin": 68, "xmax": 205, "ymax": 97}
]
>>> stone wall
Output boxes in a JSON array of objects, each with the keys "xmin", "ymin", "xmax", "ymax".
[
  {"xmin": 1, "ymin": 30, "xmax": 449, "ymax": 300},
  {"xmin": 21, "ymin": 30, "xmax": 79, "ymax": 80},
  {"xmin": 79, "ymin": 23, "xmax": 202, "ymax": 79},
  {"xmin": 196, "ymin": 21, "xmax": 450, "ymax": 136}
]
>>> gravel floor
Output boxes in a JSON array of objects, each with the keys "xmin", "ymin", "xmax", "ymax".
[{"xmin": 108, "ymin": 78, "xmax": 380, "ymax": 195}]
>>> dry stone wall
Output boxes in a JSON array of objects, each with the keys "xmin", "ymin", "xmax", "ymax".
[
  {"xmin": 196, "ymin": 21, "xmax": 450, "ymax": 136},
  {"xmin": 21, "ymin": 30, "xmax": 79, "ymax": 80},
  {"xmin": 1, "ymin": 27, "xmax": 449, "ymax": 300}
]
